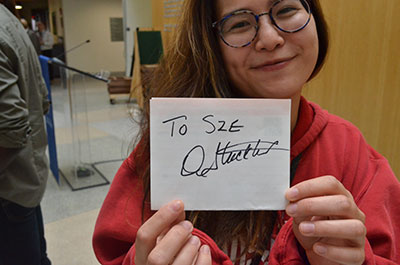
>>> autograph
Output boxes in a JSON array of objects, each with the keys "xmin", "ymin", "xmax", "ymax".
[{"xmin": 180, "ymin": 140, "xmax": 289, "ymax": 177}]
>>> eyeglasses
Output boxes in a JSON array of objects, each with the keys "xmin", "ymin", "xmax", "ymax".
[{"xmin": 212, "ymin": 0, "xmax": 312, "ymax": 48}]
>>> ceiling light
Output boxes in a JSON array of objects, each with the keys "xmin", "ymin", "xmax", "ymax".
[{"xmin": 15, "ymin": 5, "xmax": 22, "ymax": 9}]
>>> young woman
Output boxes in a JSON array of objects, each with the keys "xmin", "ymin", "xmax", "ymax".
[{"xmin": 93, "ymin": 0, "xmax": 400, "ymax": 264}]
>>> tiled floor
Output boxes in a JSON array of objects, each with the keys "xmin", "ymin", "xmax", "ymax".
[{"xmin": 41, "ymin": 76, "xmax": 140, "ymax": 264}]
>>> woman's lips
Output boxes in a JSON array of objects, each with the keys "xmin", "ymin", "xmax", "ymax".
[{"xmin": 252, "ymin": 57, "xmax": 295, "ymax": 72}]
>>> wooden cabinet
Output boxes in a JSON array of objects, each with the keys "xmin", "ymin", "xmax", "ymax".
[{"xmin": 305, "ymin": 0, "xmax": 400, "ymax": 179}]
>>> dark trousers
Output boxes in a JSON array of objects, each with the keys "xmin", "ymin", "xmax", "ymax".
[
  {"xmin": 42, "ymin": 49, "xmax": 54, "ymax": 80},
  {"xmin": 0, "ymin": 199, "xmax": 51, "ymax": 265}
]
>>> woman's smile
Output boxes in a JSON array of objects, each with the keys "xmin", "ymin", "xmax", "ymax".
[
  {"xmin": 217, "ymin": 0, "xmax": 319, "ymax": 99},
  {"xmin": 251, "ymin": 55, "xmax": 296, "ymax": 72}
]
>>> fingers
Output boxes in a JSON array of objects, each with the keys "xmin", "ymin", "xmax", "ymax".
[
  {"xmin": 195, "ymin": 245, "xmax": 212, "ymax": 265},
  {"xmin": 299, "ymin": 219, "xmax": 366, "ymax": 246},
  {"xmin": 286, "ymin": 175, "xmax": 351, "ymax": 202},
  {"xmin": 286, "ymin": 194, "xmax": 361, "ymax": 220},
  {"xmin": 161, "ymin": 236, "xmax": 212, "ymax": 265},
  {"xmin": 171, "ymin": 236, "xmax": 200, "ymax": 265},
  {"xmin": 148, "ymin": 220, "xmax": 194, "ymax": 264},
  {"xmin": 312, "ymin": 242, "xmax": 365, "ymax": 265},
  {"xmin": 285, "ymin": 176, "xmax": 365, "ymax": 223},
  {"xmin": 135, "ymin": 200, "xmax": 185, "ymax": 265}
]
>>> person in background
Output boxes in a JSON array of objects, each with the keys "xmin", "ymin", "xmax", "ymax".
[
  {"xmin": 0, "ymin": 0, "xmax": 51, "ymax": 264},
  {"xmin": 93, "ymin": 0, "xmax": 400, "ymax": 264},
  {"xmin": 37, "ymin": 21, "xmax": 54, "ymax": 56},
  {"xmin": 20, "ymin": 18, "xmax": 41, "ymax": 56},
  {"xmin": 37, "ymin": 21, "xmax": 54, "ymax": 79}
]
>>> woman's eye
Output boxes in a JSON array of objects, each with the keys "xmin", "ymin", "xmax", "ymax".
[
  {"xmin": 225, "ymin": 20, "xmax": 253, "ymax": 33},
  {"xmin": 231, "ymin": 21, "xmax": 250, "ymax": 29},
  {"xmin": 276, "ymin": 7, "xmax": 298, "ymax": 17}
]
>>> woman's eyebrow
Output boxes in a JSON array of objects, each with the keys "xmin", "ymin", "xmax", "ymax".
[
  {"xmin": 220, "ymin": 8, "xmax": 247, "ymax": 18},
  {"xmin": 220, "ymin": 0, "xmax": 277, "ymax": 18}
]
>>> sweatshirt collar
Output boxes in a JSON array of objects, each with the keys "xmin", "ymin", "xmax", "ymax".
[
  {"xmin": 290, "ymin": 97, "xmax": 329, "ymax": 161},
  {"xmin": 291, "ymin": 96, "xmax": 314, "ymax": 147}
]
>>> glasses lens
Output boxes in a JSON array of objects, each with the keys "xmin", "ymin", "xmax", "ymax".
[
  {"xmin": 220, "ymin": 12, "xmax": 257, "ymax": 47},
  {"xmin": 271, "ymin": 0, "xmax": 311, "ymax": 32}
]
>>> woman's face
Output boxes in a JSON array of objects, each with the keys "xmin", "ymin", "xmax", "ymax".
[{"xmin": 215, "ymin": 0, "xmax": 319, "ymax": 99}]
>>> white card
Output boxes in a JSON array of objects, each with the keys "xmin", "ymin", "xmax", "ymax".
[{"xmin": 150, "ymin": 98, "xmax": 291, "ymax": 210}]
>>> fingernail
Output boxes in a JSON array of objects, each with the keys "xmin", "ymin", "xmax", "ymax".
[
  {"xmin": 286, "ymin": 188, "xmax": 299, "ymax": 200},
  {"xmin": 189, "ymin": 236, "xmax": 200, "ymax": 246},
  {"xmin": 286, "ymin": 203, "xmax": 297, "ymax": 216},
  {"xmin": 314, "ymin": 244, "xmax": 327, "ymax": 255},
  {"xmin": 300, "ymin": 222, "xmax": 315, "ymax": 234},
  {"xmin": 169, "ymin": 200, "xmax": 182, "ymax": 212},
  {"xmin": 180, "ymin": 220, "xmax": 193, "ymax": 232},
  {"xmin": 200, "ymin": 245, "xmax": 210, "ymax": 254}
]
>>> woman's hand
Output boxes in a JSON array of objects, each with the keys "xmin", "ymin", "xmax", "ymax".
[
  {"xmin": 285, "ymin": 176, "xmax": 366, "ymax": 265},
  {"xmin": 135, "ymin": 200, "xmax": 212, "ymax": 265}
]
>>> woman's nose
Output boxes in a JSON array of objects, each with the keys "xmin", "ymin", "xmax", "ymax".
[{"xmin": 254, "ymin": 16, "xmax": 285, "ymax": 51}]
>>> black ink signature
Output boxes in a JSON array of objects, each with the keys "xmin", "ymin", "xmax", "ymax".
[{"xmin": 180, "ymin": 140, "xmax": 289, "ymax": 178}]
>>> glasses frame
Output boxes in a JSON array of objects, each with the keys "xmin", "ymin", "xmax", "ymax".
[{"xmin": 212, "ymin": 0, "xmax": 312, "ymax": 48}]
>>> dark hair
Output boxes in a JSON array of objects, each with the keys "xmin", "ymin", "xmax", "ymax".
[
  {"xmin": 307, "ymin": 0, "xmax": 329, "ymax": 79},
  {"xmin": 135, "ymin": 0, "xmax": 329, "ymax": 258}
]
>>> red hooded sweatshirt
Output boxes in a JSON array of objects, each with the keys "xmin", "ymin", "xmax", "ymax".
[{"xmin": 93, "ymin": 97, "xmax": 400, "ymax": 264}]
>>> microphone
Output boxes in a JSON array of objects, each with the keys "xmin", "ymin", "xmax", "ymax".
[
  {"xmin": 47, "ymin": 39, "xmax": 108, "ymax": 83},
  {"xmin": 52, "ymin": 39, "xmax": 90, "ymax": 61}
]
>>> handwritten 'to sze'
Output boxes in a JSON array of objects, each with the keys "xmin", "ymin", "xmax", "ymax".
[{"xmin": 162, "ymin": 114, "xmax": 244, "ymax": 137}]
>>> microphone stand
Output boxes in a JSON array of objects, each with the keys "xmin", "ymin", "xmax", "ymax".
[
  {"xmin": 53, "ymin": 39, "xmax": 90, "ymax": 60},
  {"xmin": 47, "ymin": 39, "xmax": 108, "ymax": 83},
  {"xmin": 48, "ymin": 57, "xmax": 109, "ymax": 83}
]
